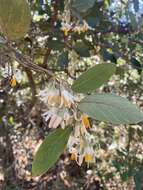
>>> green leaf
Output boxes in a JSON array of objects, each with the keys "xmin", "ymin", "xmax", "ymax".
[
  {"xmin": 0, "ymin": 0, "xmax": 31, "ymax": 40},
  {"xmin": 74, "ymin": 41, "xmax": 90, "ymax": 57},
  {"xmin": 79, "ymin": 93, "xmax": 143, "ymax": 124},
  {"xmin": 32, "ymin": 127, "xmax": 72, "ymax": 176},
  {"xmin": 72, "ymin": 0, "xmax": 96, "ymax": 13},
  {"xmin": 48, "ymin": 40, "xmax": 64, "ymax": 51},
  {"xmin": 102, "ymin": 49, "xmax": 117, "ymax": 63},
  {"xmin": 57, "ymin": 51, "xmax": 69, "ymax": 68},
  {"xmin": 72, "ymin": 63, "xmax": 116, "ymax": 93},
  {"xmin": 134, "ymin": 170, "xmax": 143, "ymax": 190},
  {"xmin": 131, "ymin": 57, "xmax": 142, "ymax": 71}
]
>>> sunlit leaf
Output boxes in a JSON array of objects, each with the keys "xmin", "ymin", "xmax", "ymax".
[
  {"xmin": 0, "ymin": 0, "xmax": 31, "ymax": 40},
  {"xmin": 32, "ymin": 127, "xmax": 72, "ymax": 176},
  {"xmin": 79, "ymin": 93, "xmax": 143, "ymax": 124}
]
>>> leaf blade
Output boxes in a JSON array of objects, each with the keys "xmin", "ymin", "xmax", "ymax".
[
  {"xmin": 72, "ymin": 0, "xmax": 96, "ymax": 13},
  {"xmin": 79, "ymin": 93, "xmax": 143, "ymax": 124},
  {"xmin": 72, "ymin": 63, "xmax": 116, "ymax": 93},
  {"xmin": 32, "ymin": 127, "xmax": 72, "ymax": 176},
  {"xmin": 0, "ymin": 0, "xmax": 31, "ymax": 40}
]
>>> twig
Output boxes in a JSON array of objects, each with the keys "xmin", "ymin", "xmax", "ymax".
[{"xmin": 7, "ymin": 44, "xmax": 54, "ymax": 77}]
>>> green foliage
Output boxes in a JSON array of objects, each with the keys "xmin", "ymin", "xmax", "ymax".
[
  {"xmin": 72, "ymin": 63, "xmax": 116, "ymax": 93},
  {"xmin": 48, "ymin": 39, "xmax": 65, "ymax": 51},
  {"xmin": 134, "ymin": 170, "xmax": 143, "ymax": 190},
  {"xmin": 79, "ymin": 93, "xmax": 143, "ymax": 124},
  {"xmin": 0, "ymin": 0, "xmax": 31, "ymax": 40},
  {"xmin": 0, "ymin": 0, "xmax": 143, "ymax": 188},
  {"xmin": 57, "ymin": 51, "xmax": 69, "ymax": 68},
  {"xmin": 131, "ymin": 57, "xmax": 142, "ymax": 72},
  {"xmin": 101, "ymin": 49, "xmax": 117, "ymax": 63},
  {"xmin": 74, "ymin": 41, "xmax": 91, "ymax": 57},
  {"xmin": 32, "ymin": 127, "xmax": 72, "ymax": 176},
  {"xmin": 71, "ymin": 0, "xmax": 96, "ymax": 13}
]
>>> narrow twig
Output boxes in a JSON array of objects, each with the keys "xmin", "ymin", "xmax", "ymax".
[{"xmin": 7, "ymin": 44, "xmax": 54, "ymax": 77}]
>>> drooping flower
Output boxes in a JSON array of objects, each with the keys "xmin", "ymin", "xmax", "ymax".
[
  {"xmin": 61, "ymin": 22, "xmax": 72, "ymax": 36},
  {"xmin": 84, "ymin": 146, "xmax": 95, "ymax": 164},
  {"xmin": 42, "ymin": 107, "xmax": 73, "ymax": 129},
  {"xmin": 73, "ymin": 20, "xmax": 92, "ymax": 34},
  {"xmin": 39, "ymin": 83, "xmax": 75, "ymax": 109},
  {"xmin": 60, "ymin": 88, "xmax": 75, "ymax": 108},
  {"xmin": 67, "ymin": 118, "xmax": 95, "ymax": 166}
]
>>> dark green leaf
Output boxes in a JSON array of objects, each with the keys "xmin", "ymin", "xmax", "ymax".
[
  {"xmin": 72, "ymin": 63, "xmax": 116, "ymax": 93},
  {"xmin": 32, "ymin": 127, "xmax": 72, "ymax": 176},
  {"xmin": 72, "ymin": 0, "xmax": 96, "ymax": 13},
  {"xmin": 131, "ymin": 57, "xmax": 142, "ymax": 70},
  {"xmin": 48, "ymin": 40, "xmax": 64, "ymax": 51},
  {"xmin": 57, "ymin": 51, "xmax": 69, "ymax": 68},
  {"xmin": 79, "ymin": 93, "xmax": 143, "ymax": 124},
  {"xmin": 134, "ymin": 170, "xmax": 143, "ymax": 190},
  {"xmin": 102, "ymin": 49, "xmax": 117, "ymax": 63},
  {"xmin": 74, "ymin": 41, "xmax": 90, "ymax": 57}
]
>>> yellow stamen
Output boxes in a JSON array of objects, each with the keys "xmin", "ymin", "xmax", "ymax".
[
  {"xmin": 71, "ymin": 153, "xmax": 76, "ymax": 160},
  {"xmin": 82, "ymin": 115, "xmax": 91, "ymax": 128},
  {"xmin": 62, "ymin": 29, "xmax": 70, "ymax": 36},
  {"xmin": 10, "ymin": 76, "xmax": 17, "ymax": 87},
  {"xmin": 84, "ymin": 154, "xmax": 93, "ymax": 163}
]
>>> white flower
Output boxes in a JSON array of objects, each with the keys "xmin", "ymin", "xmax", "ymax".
[
  {"xmin": 67, "ymin": 119, "xmax": 95, "ymax": 166},
  {"xmin": 60, "ymin": 89, "xmax": 75, "ymax": 108},
  {"xmin": 39, "ymin": 84, "xmax": 76, "ymax": 108},
  {"xmin": 42, "ymin": 107, "xmax": 73, "ymax": 129},
  {"xmin": 84, "ymin": 146, "xmax": 95, "ymax": 164},
  {"xmin": 61, "ymin": 22, "xmax": 72, "ymax": 36}
]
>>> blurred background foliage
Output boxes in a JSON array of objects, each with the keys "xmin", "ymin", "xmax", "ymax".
[{"xmin": 0, "ymin": 0, "xmax": 143, "ymax": 189}]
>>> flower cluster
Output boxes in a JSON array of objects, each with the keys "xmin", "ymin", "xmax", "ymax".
[
  {"xmin": 39, "ymin": 82, "xmax": 76, "ymax": 129},
  {"xmin": 42, "ymin": 107, "xmax": 73, "ymax": 129},
  {"xmin": 60, "ymin": 20, "xmax": 92, "ymax": 36},
  {"xmin": 67, "ymin": 115, "xmax": 96, "ymax": 166},
  {"xmin": 39, "ymin": 82, "xmax": 95, "ymax": 166}
]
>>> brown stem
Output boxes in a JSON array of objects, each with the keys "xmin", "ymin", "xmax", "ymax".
[{"xmin": 7, "ymin": 43, "xmax": 54, "ymax": 77}]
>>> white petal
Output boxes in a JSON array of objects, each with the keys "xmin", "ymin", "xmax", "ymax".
[
  {"xmin": 53, "ymin": 116, "xmax": 63, "ymax": 129},
  {"xmin": 49, "ymin": 115, "xmax": 58, "ymax": 128},
  {"xmin": 77, "ymin": 155, "xmax": 84, "ymax": 166}
]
